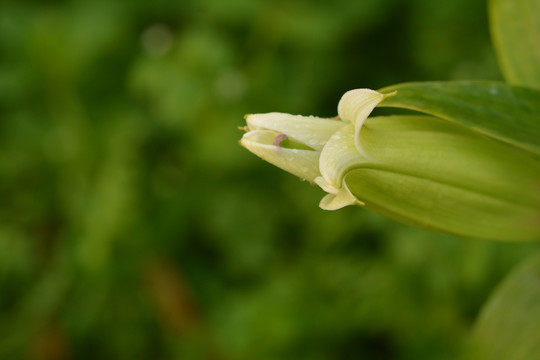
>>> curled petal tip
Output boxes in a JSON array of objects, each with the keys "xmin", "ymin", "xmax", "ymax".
[
  {"xmin": 382, "ymin": 90, "xmax": 398, "ymax": 99},
  {"xmin": 319, "ymin": 188, "xmax": 364, "ymax": 211}
]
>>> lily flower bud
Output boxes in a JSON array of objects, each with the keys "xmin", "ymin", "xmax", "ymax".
[{"xmin": 240, "ymin": 89, "xmax": 540, "ymax": 241}]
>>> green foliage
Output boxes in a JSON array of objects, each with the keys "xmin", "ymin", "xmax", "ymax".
[
  {"xmin": 466, "ymin": 3, "xmax": 540, "ymax": 355},
  {"xmin": 468, "ymin": 251, "xmax": 540, "ymax": 360},
  {"xmin": 379, "ymin": 81, "xmax": 540, "ymax": 156},
  {"xmin": 489, "ymin": 0, "xmax": 540, "ymax": 88},
  {"xmin": 1, "ymin": 0, "xmax": 539, "ymax": 359}
]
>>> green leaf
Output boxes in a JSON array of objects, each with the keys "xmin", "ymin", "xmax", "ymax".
[
  {"xmin": 468, "ymin": 252, "xmax": 540, "ymax": 360},
  {"xmin": 489, "ymin": 0, "xmax": 540, "ymax": 88},
  {"xmin": 378, "ymin": 81, "xmax": 540, "ymax": 156}
]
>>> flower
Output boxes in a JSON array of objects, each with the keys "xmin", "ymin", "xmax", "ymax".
[{"xmin": 240, "ymin": 89, "xmax": 540, "ymax": 241}]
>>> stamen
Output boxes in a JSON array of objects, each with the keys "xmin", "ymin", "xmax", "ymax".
[{"xmin": 273, "ymin": 133, "xmax": 288, "ymax": 147}]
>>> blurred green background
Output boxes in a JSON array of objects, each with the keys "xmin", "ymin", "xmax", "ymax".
[{"xmin": 1, "ymin": 0, "xmax": 539, "ymax": 359}]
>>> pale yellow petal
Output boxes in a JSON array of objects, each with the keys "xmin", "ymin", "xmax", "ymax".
[
  {"xmin": 319, "ymin": 185, "xmax": 363, "ymax": 210},
  {"xmin": 337, "ymin": 89, "xmax": 385, "ymax": 157},
  {"xmin": 240, "ymin": 130, "xmax": 321, "ymax": 182},
  {"xmin": 245, "ymin": 113, "xmax": 346, "ymax": 151},
  {"xmin": 319, "ymin": 124, "xmax": 370, "ymax": 189}
]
